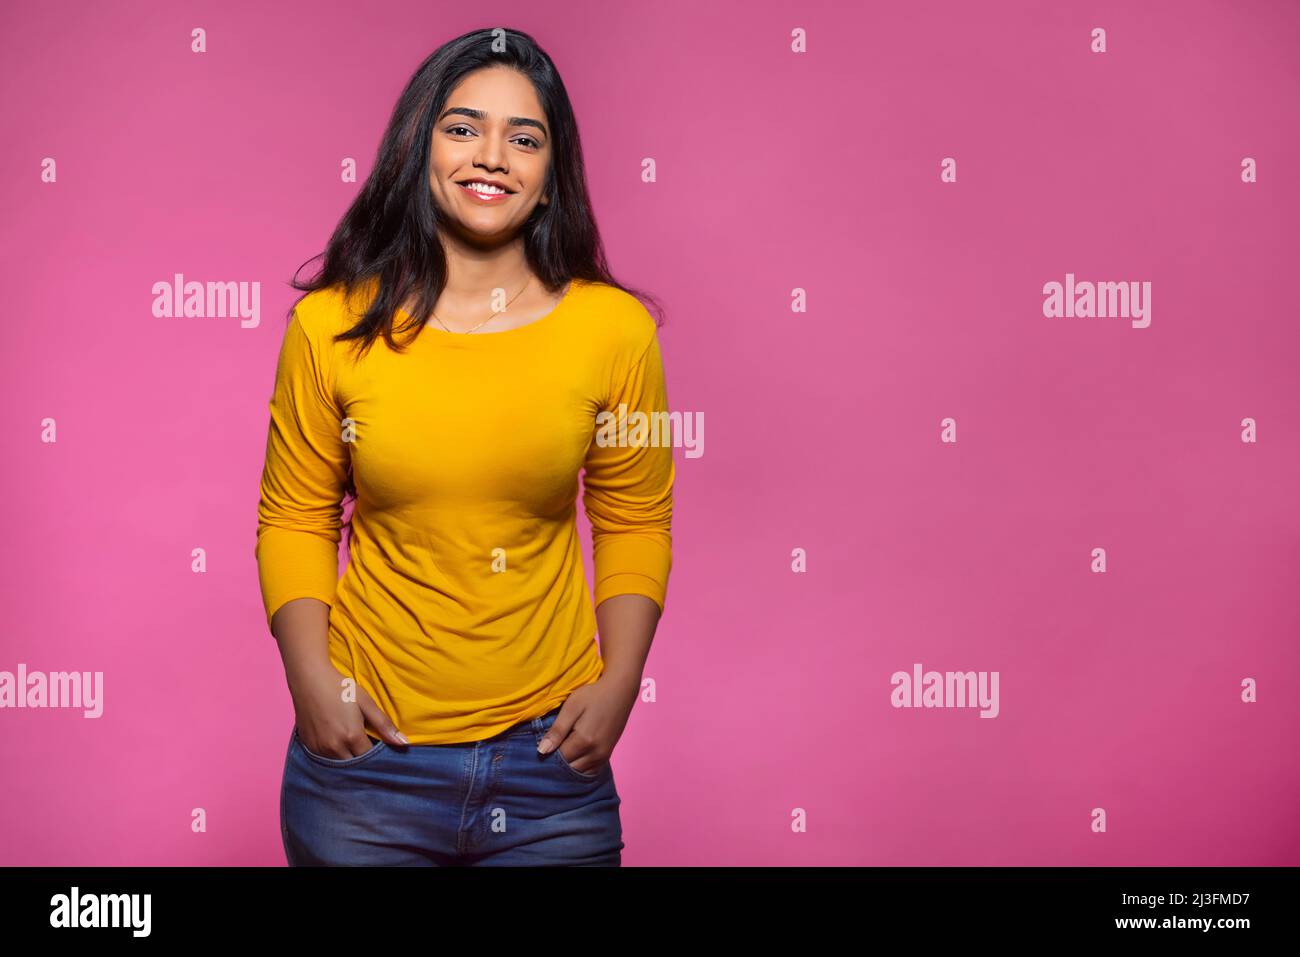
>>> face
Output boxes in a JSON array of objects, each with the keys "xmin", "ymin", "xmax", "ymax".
[{"xmin": 428, "ymin": 66, "xmax": 553, "ymax": 245}]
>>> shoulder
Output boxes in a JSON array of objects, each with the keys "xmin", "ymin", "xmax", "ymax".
[
  {"xmin": 287, "ymin": 283, "xmax": 381, "ymax": 367},
  {"xmin": 291, "ymin": 283, "xmax": 366, "ymax": 340},
  {"xmin": 570, "ymin": 279, "xmax": 658, "ymax": 357}
]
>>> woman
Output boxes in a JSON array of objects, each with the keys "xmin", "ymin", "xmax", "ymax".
[{"xmin": 255, "ymin": 27, "xmax": 674, "ymax": 866}]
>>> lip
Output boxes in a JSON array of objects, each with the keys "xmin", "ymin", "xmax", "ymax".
[{"xmin": 457, "ymin": 178, "xmax": 514, "ymax": 202}]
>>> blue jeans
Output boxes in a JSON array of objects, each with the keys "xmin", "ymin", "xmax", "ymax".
[{"xmin": 280, "ymin": 706, "xmax": 623, "ymax": 866}]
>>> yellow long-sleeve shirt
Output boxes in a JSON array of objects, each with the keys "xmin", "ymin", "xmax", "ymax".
[{"xmin": 254, "ymin": 277, "xmax": 673, "ymax": 744}]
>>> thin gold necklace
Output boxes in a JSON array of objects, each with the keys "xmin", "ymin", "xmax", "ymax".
[{"xmin": 430, "ymin": 276, "xmax": 533, "ymax": 334}]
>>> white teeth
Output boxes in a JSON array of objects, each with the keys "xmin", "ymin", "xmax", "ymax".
[{"xmin": 463, "ymin": 182, "xmax": 506, "ymax": 195}]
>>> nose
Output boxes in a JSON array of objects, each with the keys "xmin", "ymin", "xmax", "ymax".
[{"xmin": 474, "ymin": 129, "xmax": 508, "ymax": 174}]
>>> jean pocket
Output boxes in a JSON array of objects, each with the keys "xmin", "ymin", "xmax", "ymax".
[
  {"xmin": 292, "ymin": 726, "xmax": 387, "ymax": 768},
  {"xmin": 552, "ymin": 743, "xmax": 607, "ymax": 782},
  {"xmin": 536, "ymin": 708, "xmax": 608, "ymax": 781}
]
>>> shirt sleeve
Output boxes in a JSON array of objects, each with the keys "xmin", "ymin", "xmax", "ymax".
[
  {"xmin": 582, "ymin": 327, "xmax": 675, "ymax": 615},
  {"xmin": 254, "ymin": 307, "xmax": 350, "ymax": 632}
]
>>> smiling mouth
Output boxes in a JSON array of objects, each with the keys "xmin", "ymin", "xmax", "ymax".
[{"xmin": 458, "ymin": 181, "xmax": 513, "ymax": 200}]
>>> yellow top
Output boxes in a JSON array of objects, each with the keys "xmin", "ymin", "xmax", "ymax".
[{"xmin": 254, "ymin": 277, "xmax": 673, "ymax": 743}]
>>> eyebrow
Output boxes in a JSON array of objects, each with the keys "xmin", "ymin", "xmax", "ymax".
[{"xmin": 438, "ymin": 106, "xmax": 547, "ymax": 137}]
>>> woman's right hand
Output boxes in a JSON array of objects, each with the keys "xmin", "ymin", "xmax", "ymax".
[{"xmin": 289, "ymin": 663, "xmax": 409, "ymax": 757}]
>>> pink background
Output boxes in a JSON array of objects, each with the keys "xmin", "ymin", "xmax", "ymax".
[{"xmin": 3, "ymin": 0, "xmax": 1298, "ymax": 865}]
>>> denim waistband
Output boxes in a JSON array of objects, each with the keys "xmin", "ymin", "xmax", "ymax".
[
  {"xmin": 511, "ymin": 705, "xmax": 561, "ymax": 739},
  {"xmin": 431, "ymin": 705, "xmax": 562, "ymax": 745}
]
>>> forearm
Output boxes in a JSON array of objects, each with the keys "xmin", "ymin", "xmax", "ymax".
[
  {"xmin": 271, "ymin": 598, "xmax": 337, "ymax": 699},
  {"xmin": 594, "ymin": 593, "xmax": 661, "ymax": 699}
]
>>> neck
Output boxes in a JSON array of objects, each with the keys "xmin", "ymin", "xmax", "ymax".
[{"xmin": 438, "ymin": 231, "xmax": 533, "ymax": 299}]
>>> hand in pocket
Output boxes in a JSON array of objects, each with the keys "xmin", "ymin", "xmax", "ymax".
[{"xmin": 293, "ymin": 667, "xmax": 409, "ymax": 758}]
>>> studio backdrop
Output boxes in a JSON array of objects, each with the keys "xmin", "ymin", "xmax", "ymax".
[{"xmin": 2, "ymin": 0, "xmax": 1297, "ymax": 865}]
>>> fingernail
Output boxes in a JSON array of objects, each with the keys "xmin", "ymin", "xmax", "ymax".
[
  {"xmin": 396, "ymin": 731, "xmax": 410, "ymax": 744},
  {"xmin": 537, "ymin": 738, "xmax": 553, "ymax": 754}
]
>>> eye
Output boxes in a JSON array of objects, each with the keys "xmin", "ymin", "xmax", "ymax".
[{"xmin": 445, "ymin": 125, "xmax": 541, "ymax": 149}]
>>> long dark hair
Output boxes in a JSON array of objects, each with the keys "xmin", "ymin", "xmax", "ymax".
[{"xmin": 286, "ymin": 25, "xmax": 662, "ymax": 361}]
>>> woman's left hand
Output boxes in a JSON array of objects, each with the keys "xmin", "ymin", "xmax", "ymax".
[{"xmin": 537, "ymin": 674, "xmax": 638, "ymax": 774}]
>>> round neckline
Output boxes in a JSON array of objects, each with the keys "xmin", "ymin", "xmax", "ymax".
[{"xmin": 401, "ymin": 278, "xmax": 582, "ymax": 343}]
